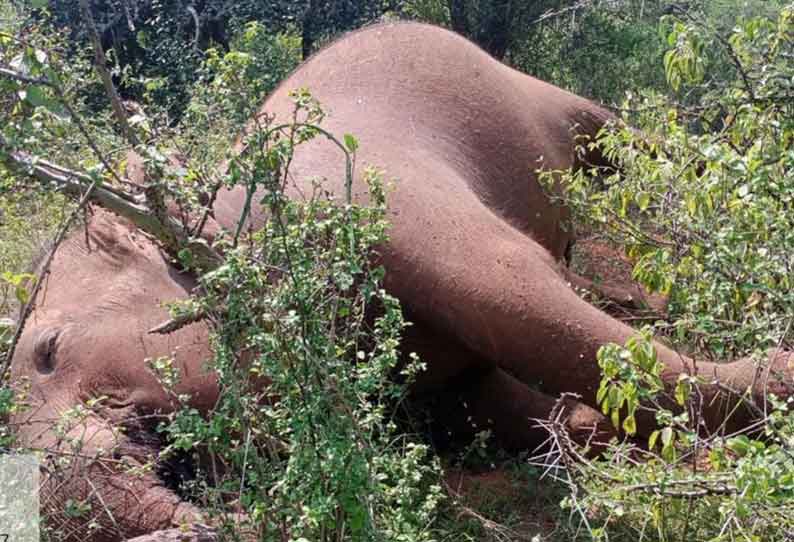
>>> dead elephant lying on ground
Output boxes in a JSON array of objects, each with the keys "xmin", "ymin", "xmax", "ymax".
[{"xmin": 6, "ymin": 21, "xmax": 793, "ymax": 541}]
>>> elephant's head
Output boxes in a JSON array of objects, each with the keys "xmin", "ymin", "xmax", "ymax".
[{"xmin": 9, "ymin": 208, "xmax": 218, "ymax": 540}]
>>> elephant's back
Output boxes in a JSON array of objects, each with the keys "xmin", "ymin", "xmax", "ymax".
[{"xmin": 224, "ymin": 22, "xmax": 614, "ymax": 259}]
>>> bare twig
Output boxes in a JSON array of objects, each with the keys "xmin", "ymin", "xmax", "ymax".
[
  {"xmin": 187, "ymin": 5, "xmax": 201, "ymax": 52},
  {"xmin": 121, "ymin": 0, "xmax": 136, "ymax": 32},
  {"xmin": 533, "ymin": 0, "xmax": 592, "ymax": 25},
  {"xmin": 0, "ymin": 65, "xmax": 51, "ymax": 86},
  {"xmin": 148, "ymin": 309, "xmax": 208, "ymax": 335}
]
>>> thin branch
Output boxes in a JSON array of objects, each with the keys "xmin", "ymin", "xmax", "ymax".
[
  {"xmin": 617, "ymin": 477, "xmax": 737, "ymax": 498},
  {"xmin": 148, "ymin": 309, "xmax": 208, "ymax": 335},
  {"xmin": 121, "ymin": 0, "xmax": 136, "ymax": 32},
  {"xmin": 533, "ymin": 0, "xmax": 592, "ymax": 25},
  {"xmin": 0, "ymin": 42, "xmax": 133, "ymax": 192},
  {"xmin": 672, "ymin": 6, "xmax": 757, "ymax": 101},
  {"xmin": 236, "ymin": 121, "xmax": 355, "ymax": 204},
  {"xmin": 35, "ymin": 157, "xmax": 143, "ymax": 204},
  {"xmin": 0, "ymin": 65, "xmax": 51, "ymax": 86},
  {"xmin": 78, "ymin": 0, "xmax": 139, "ymax": 146},
  {"xmin": 187, "ymin": 5, "xmax": 201, "ymax": 52}
]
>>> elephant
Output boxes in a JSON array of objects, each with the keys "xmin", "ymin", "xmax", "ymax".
[{"xmin": 7, "ymin": 21, "xmax": 792, "ymax": 541}]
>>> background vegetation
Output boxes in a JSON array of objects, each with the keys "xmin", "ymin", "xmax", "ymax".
[{"xmin": 2, "ymin": 0, "xmax": 794, "ymax": 540}]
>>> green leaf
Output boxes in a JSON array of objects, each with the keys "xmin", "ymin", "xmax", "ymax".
[
  {"xmin": 178, "ymin": 248, "xmax": 194, "ymax": 268},
  {"xmin": 15, "ymin": 285, "xmax": 29, "ymax": 305},
  {"xmin": 636, "ymin": 191, "xmax": 651, "ymax": 211},
  {"xmin": 661, "ymin": 441, "xmax": 676, "ymax": 462},
  {"xmin": 24, "ymin": 85, "xmax": 50, "ymax": 107},
  {"xmin": 596, "ymin": 381, "xmax": 608, "ymax": 405},
  {"xmin": 622, "ymin": 415, "xmax": 636, "ymax": 436},
  {"xmin": 648, "ymin": 429, "xmax": 659, "ymax": 450},
  {"xmin": 661, "ymin": 426, "xmax": 674, "ymax": 447},
  {"xmin": 610, "ymin": 407, "xmax": 620, "ymax": 429},
  {"xmin": 727, "ymin": 435, "xmax": 751, "ymax": 457},
  {"xmin": 674, "ymin": 376, "xmax": 690, "ymax": 406},
  {"xmin": 30, "ymin": 0, "xmax": 48, "ymax": 8},
  {"xmin": 343, "ymin": 133, "xmax": 359, "ymax": 153},
  {"xmin": 2, "ymin": 271, "xmax": 35, "ymax": 287}
]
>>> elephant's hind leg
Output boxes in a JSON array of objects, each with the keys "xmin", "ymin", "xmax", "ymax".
[{"xmin": 426, "ymin": 367, "xmax": 615, "ymax": 452}]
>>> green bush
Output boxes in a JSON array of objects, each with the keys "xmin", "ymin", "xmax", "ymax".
[
  {"xmin": 153, "ymin": 91, "xmax": 443, "ymax": 541},
  {"xmin": 3, "ymin": 4, "xmax": 445, "ymax": 538},
  {"xmin": 542, "ymin": 4, "xmax": 794, "ymax": 540},
  {"xmin": 510, "ymin": 3, "xmax": 669, "ymax": 103},
  {"xmin": 175, "ymin": 21, "xmax": 301, "ymax": 166},
  {"xmin": 548, "ymin": 4, "xmax": 794, "ymax": 360}
]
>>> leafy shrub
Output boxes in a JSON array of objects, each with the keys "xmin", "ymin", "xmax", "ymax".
[
  {"xmin": 510, "ymin": 2, "xmax": 669, "ymax": 103},
  {"xmin": 174, "ymin": 20, "xmax": 301, "ymax": 166},
  {"xmin": 153, "ymin": 91, "xmax": 443, "ymax": 541},
  {"xmin": 548, "ymin": 4, "xmax": 794, "ymax": 360},
  {"xmin": 540, "ymin": 4, "xmax": 794, "ymax": 541},
  {"xmin": 3, "ymin": 2, "xmax": 445, "ymax": 537}
]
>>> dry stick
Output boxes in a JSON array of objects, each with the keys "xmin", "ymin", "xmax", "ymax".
[
  {"xmin": 533, "ymin": 0, "xmax": 592, "ymax": 24},
  {"xmin": 0, "ymin": 177, "xmax": 97, "ymax": 381},
  {"xmin": 1, "ymin": 147, "xmax": 222, "ymax": 271},
  {"xmin": 187, "ymin": 5, "xmax": 201, "ymax": 52},
  {"xmin": 148, "ymin": 309, "xmax": 207, "ymax": 335},
  {"xmin": 78, "ymin": 0, "xmax": 139, "ymax": 146},
  {"xmin": 1, "ymin": 48, "xmax": 221, "ymax": 269},
  {"xmin": 77, "ymin": 0, "xmax": 178, "ymax": 238},
  {"xmin": 121, "ymin": 0, "xmax": 136, "ymax": 32},
  {"xmin": 32, "ymin": 154, "xmax": 141, "ymax": 204}
]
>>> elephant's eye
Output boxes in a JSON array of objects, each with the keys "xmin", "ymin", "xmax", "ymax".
[{"xmin": 33, "ymin": 328, "xmax": 59, "ymax": 375}]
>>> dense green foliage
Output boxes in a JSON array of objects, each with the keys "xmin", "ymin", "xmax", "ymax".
[
  {"xmin": 552, "ymin": 2, "xmax": 794, "ymax": 360},
  {"xmin": 39, "ymin": 1, "xmax": 385, "ymax": 115}
]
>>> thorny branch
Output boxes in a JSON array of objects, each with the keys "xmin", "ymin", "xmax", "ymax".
[{"xmin": 532, "ymin": 373, "xmax": 794, "ymax": 538}]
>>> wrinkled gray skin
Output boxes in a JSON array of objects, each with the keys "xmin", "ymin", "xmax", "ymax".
[{"xmin": 10, "ymin": 22, "xmax": 792, "ymax": 541}]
